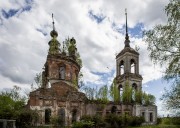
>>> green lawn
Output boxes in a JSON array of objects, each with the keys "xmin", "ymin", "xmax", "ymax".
[
  {"xmin": 129, "ymin": 125, "xmax": 180, "ymax": 128},
  {"xmin": 33, "ymin": 125, "xmax": 180, "ymax": 128}
]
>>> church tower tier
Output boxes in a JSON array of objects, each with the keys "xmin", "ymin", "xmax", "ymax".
[
  {"xmin": 41, "ymin": 14, "xmax": 81, "ymax": 88},
  {"xmin": 115, "ymin": 9, "xmax": 143, "ymax": 97}
]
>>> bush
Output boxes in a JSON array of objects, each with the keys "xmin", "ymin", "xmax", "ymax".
[
  {"xmin": 161, "ymin": 117, "xmax": 180, "ymax": 125},
  {"xmin": 161, "ymin": 117, "xmax": 171, "ymax": 125},
  {"xmin": 16, "ymin": 109, "xmax": 39, "ymax": 128},
  {"xmin": 157, "ymin": 117, "xmax": 162, "ymax": 124},
  {"xmin": 81, "ymin": 115, "xmax": 105, "ymax": 127},
  {"xmin": 72, "ymin": 121, "xmax": 94, "ymax": 128},
  {"xmin": 171, "ymin": 117, "xmax": 180, "ymax": 125}
]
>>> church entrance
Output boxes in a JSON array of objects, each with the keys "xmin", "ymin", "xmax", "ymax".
[
  {"xmin": 58, "ymin": 108, "xmax": 65, "ymax": 126},
  {"xmin": 72, "ymin": 109, "xmax": 77, "ymax": 123},
  {"xmin": 45, "ymin": 109, "xmax": 51, "ymax": 124}
]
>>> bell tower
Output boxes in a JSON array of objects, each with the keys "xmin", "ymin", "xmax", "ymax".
[{"xmin": 115, "ymin": 9, "xmax": 143, "ymax": 99}]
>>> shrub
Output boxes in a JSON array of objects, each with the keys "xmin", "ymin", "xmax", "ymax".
[
  {"xmin": 105, "ymin": 114, "xmax": 120, "ymax": 127},
  {"xmin": 161, "ymin": 117, "xmax": 171, "ymax": 125},
  {"xmin": 81, "ymin": 114, "xmax": 105, "ymax": 127},
  {"xmin": 72, "ymin": 121, "xmax": 94, "ymax": 128},
  {"xmin": 157, "ymin": 117, "xmax": 162, "ymax": 124},
  {"xmin": 16, "ymin": 109, "xmax": 39, "ymax": 128},
  {"xmin": 161, "ymin": 117, "xmax": 180, "ymax": 125},
  {"xmin": 171, "ymin": 117, "xmax": 180, "ymax": 125},
  {"xmin": 80, "ymin": 115, "xmax": 92, "ymax": 122},
  {"xmin": 120, "ymin": 115, "xmax": 144, "ymax": 126}
]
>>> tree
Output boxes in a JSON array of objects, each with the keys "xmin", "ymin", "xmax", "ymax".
[
  {"xmin": 142, "ymin": 92, "xmax": 155, "ymax": 106},
  {"xmin": 144, "ymin": 0, "xmax": 180, "ymax": 112},
  {"xmin": 97, "ymin": 85, "xmax": 109, "ymax": 103},
  {"xmin": 109, "ymin": 79, "xmax": 119, "ymax": 102},
  {"xmin": 135, "ymin": 90, "xmax": 142, "ymax": 104},
  {"xmin": 122, "ymin": 81, "xmax": 132, "ymax": 104},
  {"xmin": 161, "ymin": 84, "xmax": 180, "ymax": 115},
  {"xmin": 63, "ymin": 37, "xmax": 82, "ymax": 67},
  {"xmin": 0, "ymin": 86, "xmax": 39, "ymax": 127},
  {"xmin": 82, "ymin": 86, "xmax": 96, "ymax": 100},
  {"xmin": 0, "ymin": 86, "xmax": 25, "ymax": 119}
]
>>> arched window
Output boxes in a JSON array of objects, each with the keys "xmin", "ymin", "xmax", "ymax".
[
  {"xmin": 74, "ymin": 70, "xmax": 78, "ymax": 86},
  {"xmin": 72, "ymin": 109, "xmax": 77, "ymax": 123},
  {"xmin": 130, "ymin": 59, "xmax": 135, "ymax": 73},
  {"xmin": 58, "ymin": 108, "xmax": 65, "ymax": 126},
  {"xmin": 111, "ymin": 106, "xmax": 117, "ymax": 114},
  {"xmin": 45, "ymin": 109, "xmax": 51, "ymax": 124},
  {"xmin": 149, "ymin": 112, "xmax": 153, "ymax": 122},
  {"xmin": 119, "ymin": 84, "xmax": 123, "ymax": 102},
  {"xmin": 119, "ymin": 60, "xmax": 124, "ymax": 75},
  {"xmin": 132, "ymin": 83, "xmax": 137, "ymax": 101},
  {"xmin": 59, "ymin": 66, "xmax": 65, "ymax": 79}
]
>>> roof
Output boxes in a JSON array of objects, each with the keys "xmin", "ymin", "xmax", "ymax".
[{"xmin": 116, "ymin": 47, "xmax": 139, "ymax": 58}]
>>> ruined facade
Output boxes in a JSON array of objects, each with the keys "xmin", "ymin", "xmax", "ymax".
[{"xmin": 28, "ymin": 14, "xmax": 157, "ymax": 126}]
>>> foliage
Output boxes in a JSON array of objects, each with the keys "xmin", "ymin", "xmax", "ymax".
[
  {"xmin": 122, "ymin": 81, "xmax": 133, "ymax": 104},
  {"xmin": 72, "ymin": 120, "xmax": 94, "ymax": 128},
  {"xmin": 48, "ymin": 36, "xmax": 60, "ymax": 55},
  {"xmin": 97, "ymin": 85, "xmax": 109, "ymax": 103},
  {"xmin": 31, "ymin": 72, "xmax": 43, "ymax": 90},
  {"xmin": 135, "ymin": 90, "xmax": 142, "ymax": 104},
  {"xmin": 161, "ymin": 117, "xmax": 180, "ymax": 125},
  {"xmin": 0, "ymin": 86, "xmax": 25, "ymax": 119},
  {"xmin": 80, "ymin": 114, "xmax": 144, "ymax": 127},
  {"xmin": 0, "ymin": 86, "xmax": 39, "ymax": 127},
  {"xmin": 110, "ymin": 79, "xmax": 120, "ymax": 102},
  {"xmin": 105, "ymin": 114, "xmax": 121, "ymax": 127},
  {"xmin": 50, "ymin": 115, "xmax": 59, "ymax": 126},
  {"xmin": 82, "ymin": 84, "xmax": 109, "ymax": 103},
  {"xmin": 81, "ymin": 115, "xmax": 106, "ymax": 127},
  {"xmin": 161, "ymin": 84, "xmax": 180, "ymax": 115},
  {"xmin": 82, "ymin": 86, "xmax": 96, "ymax": 100},
  {"xmin": 16, "ymin": 109, "xmax": 39, "ymax": 128},
  {"xmin": 143, "ymin": 0, "xmax": 180, "ymax": 114},
  {"xmin": 142, "ymin": 92, "xmax": 156, "ymax": 105},
  {"xmin": 82, "ymin": 81, "xmax": 155, "ymax": 105},
  {"xmin": 63, "ymin": 37, "xmax": 82, "ymax": 67},
  {"xmin": 104, "ymin": 114, "xmax": 144, "ymax": 127}
]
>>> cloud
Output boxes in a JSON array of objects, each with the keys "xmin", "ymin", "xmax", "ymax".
[
  {"xmin": 0, "ymin": 0, "xmax": 170, "ymax": 115},
  {"xmin": 88, "ymin": 10, "xmax": 106, "ymax": 24}
]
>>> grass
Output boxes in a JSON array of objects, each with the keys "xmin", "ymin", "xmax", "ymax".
[
  {"xmin": 129, "ymin": 125, "xmax": 180, "ymax": 128},
  {"xmin": 33, "ymin": 125, "xmax": 180, "ymax": 128}
]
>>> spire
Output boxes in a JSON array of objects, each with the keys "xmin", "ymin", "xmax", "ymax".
[
  {"xmin": 48, "ymin": 13, "xmax": 60, "ymax": 55},
  {"xmin": 52, "ymin": 13, "xmax": 55, "ymax": 31},
  {"xmin": 50, "ymin": 13, "xmax": 58, "ymax": 37},
  {"xmin": 124, "ymin": 8, "xmax": 130, "ymax": 47}
]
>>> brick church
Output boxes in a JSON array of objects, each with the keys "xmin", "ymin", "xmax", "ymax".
[{"xmin": 28, "ymin": 14, "xmax": 157, "ymax": 126}]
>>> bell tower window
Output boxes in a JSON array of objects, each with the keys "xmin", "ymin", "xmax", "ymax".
[
  {"xmin": 119, "ymin": 60, "xmax": 124, "ymax": 75},
  {"xmin": 59, "ymin": 66, "xmax": 65, "ymax": 79},
  {"xmin": 130, "ymin": 59, "xmax": 135, "ymax": 74},
  {"xmin": 132, "ymin": 83, "xmax": 137, "ymax": 101},
  {"xmin": 119, "ymin": 84, "xmax": 123, "ymax": 102}
]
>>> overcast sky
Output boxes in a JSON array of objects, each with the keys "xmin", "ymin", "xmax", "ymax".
[{"xmin": 0, "ymin": 0, "xmax": 171, "ymax": 116}]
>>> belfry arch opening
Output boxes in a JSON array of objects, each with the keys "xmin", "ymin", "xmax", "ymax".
[
  {"xmin": 130, "ymin": 59, "xmax": 135, "ymax": 74},
  {"xmin": 132, "ymin": 83, "xmax": 138, "ymax": 101},
  {"xmin": 119, "ymin": 60, "xmax": 124, "ymax": 75},
  {"xmin": 118, "ymin": 84, "xmax": 123, "ymax": 102}
]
